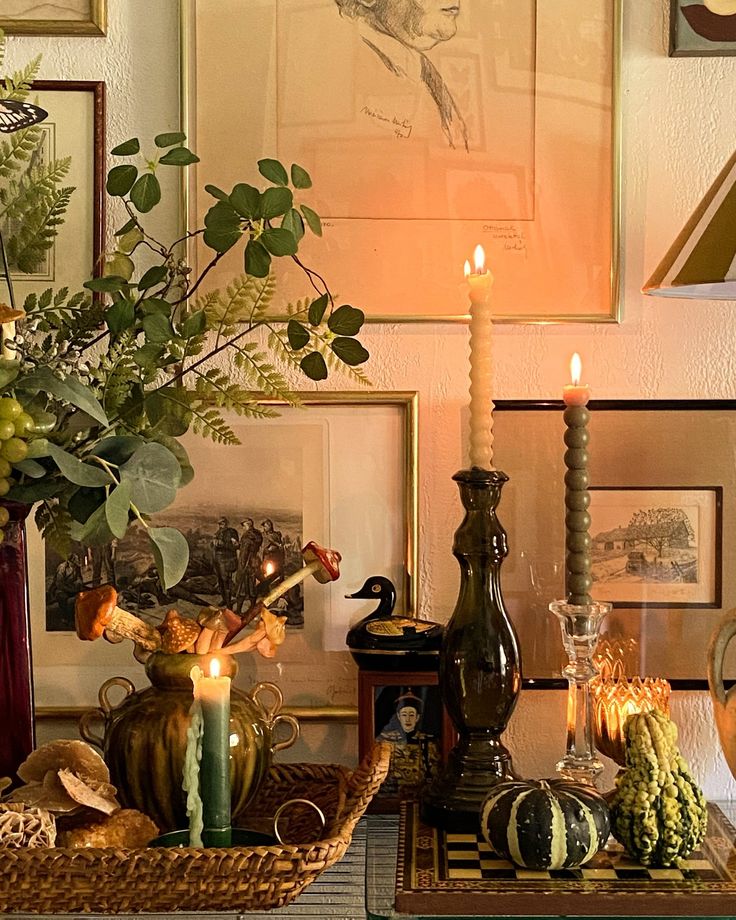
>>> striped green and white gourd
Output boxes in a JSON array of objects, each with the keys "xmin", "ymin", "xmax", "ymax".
[{"xmin": 480, "ymin": 779, "xmax": 610, "ymax": 870}]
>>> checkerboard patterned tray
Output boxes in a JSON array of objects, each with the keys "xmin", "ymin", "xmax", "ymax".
[{"xmin": 395, "ymin": 801, "xmax": 736, "ymax": 916}]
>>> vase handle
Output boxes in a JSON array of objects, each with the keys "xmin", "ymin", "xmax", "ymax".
[
  {"xmin": 273, "ymin": 797, "xmax": 325, "ymax": 844},
  {"xmin": 250, "ymin": 681, "xmax": 284, "ymax": 722},
  {"xmin": 78, "ymin": 708, "xmax": 105, "ymax": 750},
  {"xmin": 98, "ymin": 676, "xmax": 136, "ymax": 714},
  {"xmin": 271, "ymin": 713, "xmax": 300, "ymax": 753},
  {"xmin": 708, "ymin": 609, "xmax": 736, "ymax": 706}
]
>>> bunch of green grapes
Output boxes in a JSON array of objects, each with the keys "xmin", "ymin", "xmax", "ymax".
[{"xmin": 0, "ymin": 397, "xmax": 35, "ymax": 541}]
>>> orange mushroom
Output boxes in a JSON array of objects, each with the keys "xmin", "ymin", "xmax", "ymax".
[
  {"xmin": 157, "ymin": 609, "xmax": 201, "ymax": 654},
  {"xmin": 75, "ymin": 586, "xmax": 161, "ymax": 651}
]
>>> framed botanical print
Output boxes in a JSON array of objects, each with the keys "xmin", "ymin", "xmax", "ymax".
[{"xmin": 0, "ymin": 1, "xmax": 107, "ymax": 35}]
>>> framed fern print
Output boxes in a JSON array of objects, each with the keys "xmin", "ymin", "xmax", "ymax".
[{"xmin": 3, "ymin": 81, "xmax": 105, "ymax": 307}]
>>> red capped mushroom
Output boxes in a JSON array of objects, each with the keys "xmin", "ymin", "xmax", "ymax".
[{"xmin": 75, "ymin": 586, "xmax": 161, "ymax": 651}]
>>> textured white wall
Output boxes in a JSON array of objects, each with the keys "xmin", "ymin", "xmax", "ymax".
[{"xmin": 10, "ymin": 0, "xmax": 736, "ymax": 797}]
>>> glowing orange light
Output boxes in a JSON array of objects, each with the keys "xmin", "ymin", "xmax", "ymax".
[
  {"xmin": 463, "ymin": 259, "xmax": 471, "ymax": 279},
  {"xmin": 264, "ymin": 561, "xmax": 275, "ymax": 577},
  {"xmin": 209, "ymin": 657, "xmax": 221, "ymax": 679},
  {"xmin": 473, "ymin": 244, "xmax": 485, "ymax": 273},
  {"xmin": 570, "ymin": 353, "xmax": 582, "ymax": 386}
]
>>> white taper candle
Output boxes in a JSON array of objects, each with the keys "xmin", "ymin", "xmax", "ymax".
[{"xmin": 465, "ymin": 245, "xmax": 495, "ymax": 470}]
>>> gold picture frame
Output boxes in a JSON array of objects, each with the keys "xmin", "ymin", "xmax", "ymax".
[
  {"xmin": 180, "ymin": 0, "xmax": 622, "ymax": 324},
  {"xmin": 0, "ymin": 0, "xmax": 107, "ymax": 36},
  {"xmin": 32, "ymin": 391, "xmax": 419, "ymax": 720}
]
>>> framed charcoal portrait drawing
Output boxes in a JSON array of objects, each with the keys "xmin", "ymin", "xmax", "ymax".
[
  {"xmin": 358, "ymin": 669, "xmax": 454, "ymax": 812},
  {"xmin": 493, "ymin": 400, "xmax": 734, "ymax": 688},
  {"xmin": 182, "ymin": 0, "xmax": 623, "ymax": 322}
]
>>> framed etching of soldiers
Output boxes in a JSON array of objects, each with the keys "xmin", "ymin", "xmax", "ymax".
[
  {"xmin": 31, "ymin": 392, "xmax": 418, "ymax": 717},
  {"xmin": 183, "ymin": 0, "xmax": 622, "ymax": 322},
  {"xmin": 358, "ymin": 669, "xmax": 455, "ymax": 812}
]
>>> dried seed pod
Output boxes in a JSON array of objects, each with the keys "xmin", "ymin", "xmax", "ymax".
[{"xmin": 0, "ymin": 804, "xmax": 56, "ymax": 848}]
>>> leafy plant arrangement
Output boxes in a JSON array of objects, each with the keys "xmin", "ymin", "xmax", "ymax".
[{"xmin": 0, "ymin": 125, "xmax": 369, "ymax": 587}]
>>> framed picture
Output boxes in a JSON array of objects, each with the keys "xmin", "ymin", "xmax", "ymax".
[
  {"xmin": 358, "ymin": 670, "xmax": 454, "ymax": 812},
  {"xmin": 670, "ymin": 0, "xmax": 736, "ymax": 56},
  {"xmin": 3, "ymin": 81, "xmax": 105, "ymax": 305},
  {"xmin": 29, "ymin": 391, "xmax": 418, "ymax": 713},
  {"xmin": 492, "ymin": 400, "xmax": 736, "ymax": 687},
  {"xmin": 181, "ymin": 0, "xmax": 622, "ymax": 323},
  {"xmin": 589, "ymin": 486, "xmax": 722, "ymax": 609},
  {"xmin": 0, "ymin": 1, "xmax": 106, "ymax": 35}
]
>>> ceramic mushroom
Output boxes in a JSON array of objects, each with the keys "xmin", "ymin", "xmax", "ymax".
[
  {"xmin": 75, "ymin": 586, "xmax": 162, "ymax": 651},
  {"xmin": 157, "ymin": 609, "xmax": 201, "ymax": 654},
  {"xmin": 226, "ymin": 541, "xmax": 341, "ymax": 645},
  {"xmin": 195, "ymin": 607, "xmax": 241, "ymax": 654}
]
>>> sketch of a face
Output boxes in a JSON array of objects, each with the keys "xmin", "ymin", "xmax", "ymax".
[
  {"xmin": 362, "ymin": 0, "xmax": 460, "ymax": 51},
  {"xmin": 398, "ymin": 704, "xmax": 420, "ymax": 733}
]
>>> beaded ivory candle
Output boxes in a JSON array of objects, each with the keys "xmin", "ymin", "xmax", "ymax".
[
  {"xmin": 465, "ymin": 245, "xmax": 495, "ymax": 470},
  {"xmin": 563, "ymin": 354, "xmax": 592, "ymax": 605}
]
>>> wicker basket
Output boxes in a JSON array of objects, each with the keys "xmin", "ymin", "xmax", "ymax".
[{"xmin": 0, "ymin": 742, "xmax": 391, "ymax": 914}]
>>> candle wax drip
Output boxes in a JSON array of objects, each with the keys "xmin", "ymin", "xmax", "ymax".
[{"xmin": 183, "ymin": 697, "xmax": 204, "ymax": 847}]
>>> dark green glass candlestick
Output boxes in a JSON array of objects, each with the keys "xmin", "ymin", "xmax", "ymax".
[{"xmin": 421, "ymin": 468, "xmax": 521, "ymax": 831}]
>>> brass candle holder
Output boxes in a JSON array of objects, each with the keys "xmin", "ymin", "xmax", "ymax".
[{"xmin": 591, "ymin": 659, "xmax": 671, "ymax": 766}]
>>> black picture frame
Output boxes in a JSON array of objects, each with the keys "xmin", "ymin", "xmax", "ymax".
[
  {"xmin": 358, "ymin": 670, "xmax": 454, "ymax": 813},
  {"xmin": 493, "ymin": 399, "xmax": 736, "ymax": 689}
]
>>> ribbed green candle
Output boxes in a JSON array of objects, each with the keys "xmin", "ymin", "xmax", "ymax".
[{"xmin": 562, "ymin": 359, "xmax": 593, "ymax": 606}]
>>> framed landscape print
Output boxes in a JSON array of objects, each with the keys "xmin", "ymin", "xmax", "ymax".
[
  {"xmin": 3, "ymin": 81, "xmax": 105, "ymax": 305},
  {"xmin": 670, "ymin": 0, "xmax": 736, "ymax": 56},
  {"xmin": 182, "ymin": 0, "xmax": 622, "ymax": 323},
  {"xmin": 29, "ymin": 391, "xmax": 419, "ymax": 711},
  {"xmin": 492, "ymin": 400, "xmax": 736, "ymax": 687},
  {"xmin": 0, "ymin": 1, "xmax": 106, "ymax": 35}
]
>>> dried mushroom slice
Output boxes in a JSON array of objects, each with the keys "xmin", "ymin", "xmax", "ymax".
[
  {"xmin": 0, "ymin": 803, "xmax": 56, "ymax": 848},
  {"xmin": 17, "ymin": 740, "xmax": 110, "ymax": 785},
  {"xmin": 57, "ymin": 770, "xmax": 119, "ymax": 815}
]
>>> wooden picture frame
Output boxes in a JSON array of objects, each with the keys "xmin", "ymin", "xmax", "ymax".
[
  {"xmin": 493, "ymin": 400, "xmax": 736, "ymax": 688},
  {"xmin": 358, "ymin": 669, "xmax": 454, "ymax": 812},
  {"xmin": 31, "ymin": 391, "xmax": 419, "ymax": 716},
  {"xmin": 5, "ymin": 81, "xmax": 106, "ymax": 306},
  {"xmin": 0, "ymin": 1, "xmax": 106, "ymax": 36},
  {"xmin": 181, "ymin": 0, "xmax": 623, "ymax": 324},
  {"xmin": 670, "ymin": 0, "xmax": 736, "ymax": 56}
]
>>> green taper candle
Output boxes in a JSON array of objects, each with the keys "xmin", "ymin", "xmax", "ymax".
[
  {"xmin": 191, "ymin": 658, "xmax": 232, "ymax": 847},
  {"xmin": 562, "ymin": 353, "xmax": 592, "ymax": 606}
]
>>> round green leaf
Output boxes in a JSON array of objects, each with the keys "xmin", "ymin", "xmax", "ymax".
[
  {"xmin": 308, "ymin": 293, "xmax": 329, "ymax": 326},
  {"xmin": 47, "ymin": 443, "xmax": 110, "ymax": 488},
  {"xmin": 205, "ymin": 184, "xmax": 229, "ymax": 202},
  {"xmin": 138, "ymin": 264, "xmax": 169, "ymax": 290},
  {"xmin": 130, "ymin": 173, "xmax": 162, "ymax": 213},
  {"xmin": 261, "ymin": 227, "xmax": 297, "ymax": 256},
  {"xmin": 105, "ymin": 299, "xmax": 135, "ymax": 333},
  {"xmin": 287, "ymin": 320, "xmax": 310, "ymax": 351},
  {"xmin": 261, "ymin": 187, "xmax": 293, "ymax": 219},
  {"xmin": 110, "ymin": 137, "xmax": 140, "ymax": 156},
  {"xmin": 120, "ymin": 442, "xmax": 182, "ymax": 513},
  {"xmin": 327, "ymin": 304, "xmax": 365, "ymax": 336},
  {"xmin": 290, "ymin": 163, "xmax": 312, "ymax": 189},
  {"xmin": 300, "ymin": 204, "xmax": 323, "ymax": 237},
  {"xmin": 84, "ymin": 275, "xmax": 127, "ymax": 294},
  {"xmin": 117, "ymin": 226, "xmax": 144, "ymax": 253},
  {"xmin": 229, "ymin": 183, "xmax": 261, "ymax": 219},
  {"xmin": 155, "ymin": 131, "xmax": 187, "ymax": 148},
  {"xmin": 331, "ymin": 336, "xmax": 370, "ymax": 366},
  {"xmin": 105, "ymin": 480, "xmax": 132, "ymax": 540},
  {"xmin": 244, "ymin": 239, "xmax": 271, "ymax": 278},
  {"xmin": 143, "ymin": 312, "xmax": 175, "ymax": 344},
  {"xmin": 281, "ymin": 208, "xmax": 305, "ymax": 243},
  {"xmin": 106, "ymin": 164, "xmax": 138, "ymax": 197},
  {"xmin": 159, "ymin": 147, "xmax": 200, "ymax": 166},
  {"xmin": 258, "ymin": 158, "xmax": 289, "ymax": 186},
  {"xmin": 153, "ymin": 434, "xmax": 194, "ymax": 487},
  {"xmin": 104, "ymin": 252, "xmax": 135, "ymax": 281},
  {"xmin": 145, "ymin": 387, "xmax": 192, "ymax": 437},
  {"xmin": 300, "ymin": 351, "xmax": 328, "ymax": 381},
  {"xmin": 149, "ymin": 526, "xmax": 190, "ymax": 589}
]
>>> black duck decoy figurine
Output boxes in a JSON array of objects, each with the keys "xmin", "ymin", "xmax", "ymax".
[{"xmin": 345, "ymin": 575, "xmax": 443, "ymax": 671}]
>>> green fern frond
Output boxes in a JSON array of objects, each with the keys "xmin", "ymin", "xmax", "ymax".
[
  {"xmin": 203, "ymin": 273, "xmax": 276, "ymax": 335},
  {"xmin": 0, "ymin": 126, "xmax": 42, "ymax": 178},
  {"xmin": 2, "ymin": 55, "xmax": 41, "ymax": 100},
  {"xmin": 7, "ymin": 185, "xmax": 74, "ymax": 274},
  {"xmin": 35, "ymin": 500, "xmax": 72, "ymax": 559},
  {"xmin": 92, "ymin": 332, "xmax": 139, "ymax": 414},
  {"xmin": 190, "ymin": 366, "xmax": 281, "ymax": 418}
]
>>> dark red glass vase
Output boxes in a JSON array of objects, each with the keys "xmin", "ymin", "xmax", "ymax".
[{"xmin": 0, "ymin": 501, "xmax": 34, "ymax": 778}]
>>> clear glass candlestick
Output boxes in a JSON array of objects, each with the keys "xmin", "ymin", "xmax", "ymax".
[{"xmin": 549, "ymin": 599, "xmax": 611, "ymax": 784}]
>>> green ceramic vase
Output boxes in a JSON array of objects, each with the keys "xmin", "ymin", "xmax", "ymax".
[{"xmin": 79, "ymin": 652, "xmax": 299, "ymax": 833}]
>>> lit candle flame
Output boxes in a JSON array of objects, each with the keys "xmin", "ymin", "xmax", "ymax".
[
  {"xmin": 209, "ymin": 657, "xmax": 221, "ymax": 679},
  {"xmin": 570, "ymin": 352, "xmax": 582, "ymax": 386},
  {"xmin": 264, "ymin": 561, "xmax": 275, "ymax": 577},
  {"xmin": 463, "ymin": 259, "xmax": 471, "ymax": 278},
  {"xmin": 473, "ymin": 244, "xmax": 485, "ymax": 274}
]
